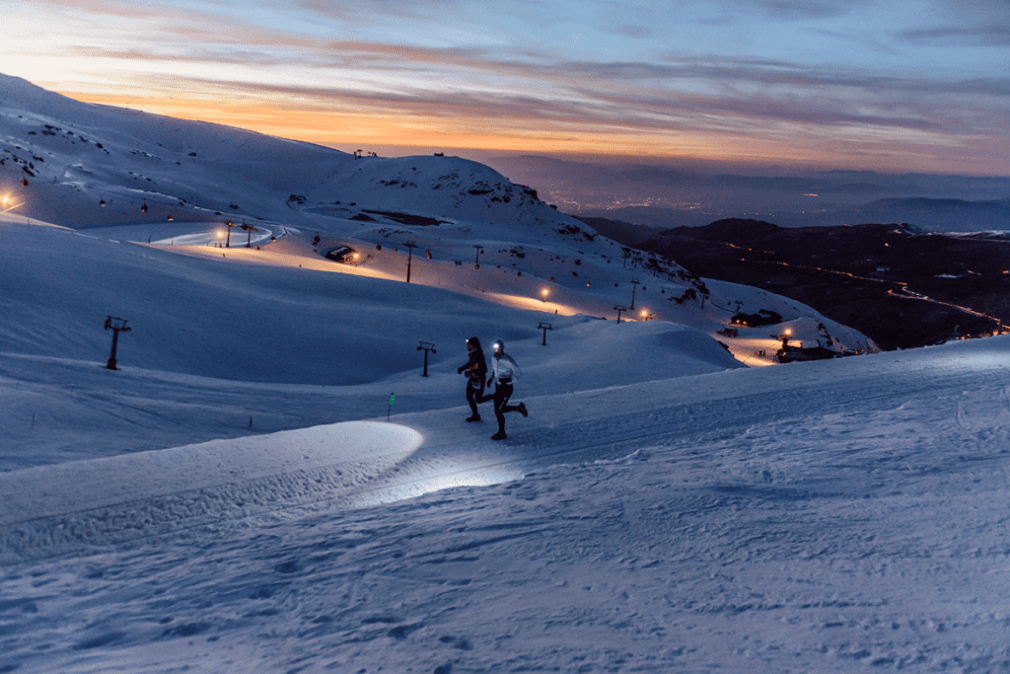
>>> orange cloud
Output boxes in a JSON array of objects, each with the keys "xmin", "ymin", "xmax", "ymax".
[{"xmin": 10, "ymin": 0, "xmax": 1005, "ymax": 175}]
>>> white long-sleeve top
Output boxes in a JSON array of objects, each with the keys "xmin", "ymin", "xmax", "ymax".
[{"xmin": 490, "ymin": 353, "xmax": 521, "ymax": 384}]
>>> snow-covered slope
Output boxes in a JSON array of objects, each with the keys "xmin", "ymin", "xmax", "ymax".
[
  {"xmin": 0, "ymin": 73, "xmax": 340, "ymax": 229},
  {"xmin": 4, "ymin": 278, "xmax": 1010, "ymax": 672},
  {"xmin": 1, "ymin": 72, "xmax": 583, "ymax": 236},
  {"xmin": 15, "ymin": 73, "xmax": 1002, "ymax": 674},
  {"xmin": 1, "ymin": 72, "xmax": 875, "ymax": 367}
]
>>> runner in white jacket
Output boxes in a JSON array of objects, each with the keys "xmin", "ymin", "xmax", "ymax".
[{"xmin": 480, "ymin": 339, "xmax": 528, "ymax": 440}]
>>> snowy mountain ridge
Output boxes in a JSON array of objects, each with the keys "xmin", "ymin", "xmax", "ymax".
[
  {"xmin": 1, "ymin": 72, "xmax": 874, "ymax": 365},
  {"xmin": 1, "ymin": 72, "xmax": 562, "ymax": 234}
]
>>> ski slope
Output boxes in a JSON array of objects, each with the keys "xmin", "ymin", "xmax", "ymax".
[
  {"xmin": 4, "ymin": 332, "xmax": 1010, "ymax": 673},
  {"xmin": 4, "ymin": 74, "xmax": 1008, "ymax": 672},
  {"xmin": 4, "ymin": 196, "xmax": 1009, "ymax": 674}
]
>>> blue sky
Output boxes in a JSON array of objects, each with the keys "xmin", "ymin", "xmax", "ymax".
[{"xmin": 4, "ymin": 0, "xmax": 1009, "ymax": 174}]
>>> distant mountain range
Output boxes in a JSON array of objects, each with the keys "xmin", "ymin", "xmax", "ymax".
[
  {"xmin": 849, "ymin": 197, "xmax": 1010, "ymax": 232},
  {"xmin": 577, "ymin": 197, "xmax": 1010, "ymax": 233},
  {"xmin": 484, "ymin": 155, "xmax": 1010, "ymax": 233}
]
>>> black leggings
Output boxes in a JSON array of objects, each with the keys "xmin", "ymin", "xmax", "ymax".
[
  {"xmin": 465, "ymin": 380, "xmax": 484, "ymax": 416},
  {"xmin": 479, "ymin": 383, "xmax": 519, "ymax": 433}
]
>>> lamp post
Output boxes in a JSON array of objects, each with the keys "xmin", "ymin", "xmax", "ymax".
[
  {"xmin": 240, "ymin": 222, "xmax": 260, "ymax": 247},
  {"xmin": 104, "ymin": 316, "xmax": 132, "ymax": 370},
  {"xmin": 541, "ymin": 288, "xmax": 549, "ymax": 302},
  {"xmin": 417, "ymin": 341, "xmax": 436, "ymax": 376},
  {"xmin": 640, "ymin": 310, "xmax": 655, "ymax": 321},
  {"xmin": 614, "ymin": 304, "xmax": 627, "ymax": 324},
  {"xmin": 538, "ymin": 322, "xmax": 552, "ymax": 346},
  {"xmin": 223, "ymin": 221, "xmax": 237, "ymax": 247},
  {"xmin": 404, "ymin": 241, "xmax": 417, "ymax": 283}
]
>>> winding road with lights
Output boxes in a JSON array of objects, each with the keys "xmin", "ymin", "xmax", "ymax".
[{"xmin": 684, "ymin": 235, "xmax": 1008, "ymax": 337}]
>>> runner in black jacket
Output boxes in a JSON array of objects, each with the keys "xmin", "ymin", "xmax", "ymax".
[{"xmin": 456, "ymin": 336, "xmax": 488, "ymax": 422}]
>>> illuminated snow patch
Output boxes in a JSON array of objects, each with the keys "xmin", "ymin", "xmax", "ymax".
[
  {"xmin": 349, "ymin": 452, "xmax": 526, "ymax": 508},
  {"xmin": 0, "ymin": 422, "xmax": 423, "ymax": 560}
]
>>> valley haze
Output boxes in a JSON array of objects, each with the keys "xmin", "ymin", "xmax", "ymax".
[
  {"xmin": 3, "ymin": 73, "xmax": 1010, "ymax": 673},
  {"xmin": 483, "ymin": 154, "xmax": 1010, "ymax": 233}
]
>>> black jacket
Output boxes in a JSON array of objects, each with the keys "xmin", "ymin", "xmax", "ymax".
[{"xmin": 458, "ymin": 349, "xmax": 488, "ymax": 381}]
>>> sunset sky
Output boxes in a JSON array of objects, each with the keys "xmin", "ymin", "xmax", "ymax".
[{"xmin": 4, "ymin": 0, "xmax": 1009, "ymax": 175}]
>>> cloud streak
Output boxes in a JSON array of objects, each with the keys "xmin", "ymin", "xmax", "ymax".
[
  {"xmin": 902, "ymin": 22, "xmax": 1010, "ymax": 47},
  {"xmin": 4, "ymin": 0, "xmax": 1009, "ymax": 173}
]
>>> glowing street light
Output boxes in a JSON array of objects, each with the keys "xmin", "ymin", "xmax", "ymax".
[
  {"xmin": 1, "ymin": 195, "xmax": 23, "ymax": 213},
  {"xmin": 541, "ymin": 288, "xmax": 549, "ymax": 302},
  {"xmin": 223, "ymin": 221, "xmax": 237, "ymax": 247},
  {"xmin": 640, "ymin": 309, "xmax": 655, "ymax": 321}
]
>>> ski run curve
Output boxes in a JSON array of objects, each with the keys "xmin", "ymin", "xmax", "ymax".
[{"xmin": 4, "ymin": 338, "xmax": 1010, "ymax": 672}]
